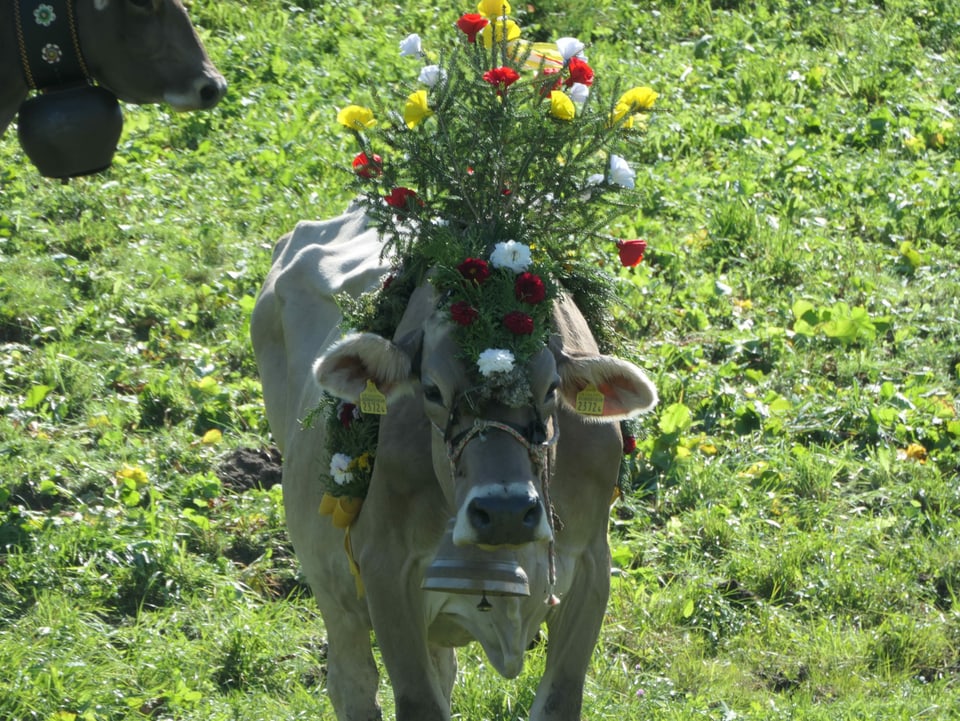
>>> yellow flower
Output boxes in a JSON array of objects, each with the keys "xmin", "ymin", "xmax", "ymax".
[
  {"xmin": 404, "ymin": 90, "xmax": 433, "ymax": 128},
  {"xmin": 478, "ymin": 0, "xmax": 511, "ymax": 17},
  {"xmin": 337, "ymin": 105, "xmax": 376, "ymax": 131},
  {"xmin": 619, "ymin": 86, "xmax": 658, "ymax": 111},
  {"xmin": 481, "ymin": 18, "xmax": 521, "ymax": 48},
  {"xmin": 904, "ymin": 443, "xmax": 927, "ymax": 463},
  {"xmin": 549, "ymin": 90, "xmax": 575, "ymax": 121},
  {"xmin": 611, "ymin": 86, "xmax": 658, "ymax": 128}
]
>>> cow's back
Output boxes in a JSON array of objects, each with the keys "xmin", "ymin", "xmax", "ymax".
[{"xmin": 251, "ymin": 203, "xmax": 391, "ymax": 452}]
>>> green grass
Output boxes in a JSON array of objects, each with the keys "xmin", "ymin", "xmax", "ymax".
[{"xmin": 2, "ymin": 0, "xmax": 959, "ymax": 718}]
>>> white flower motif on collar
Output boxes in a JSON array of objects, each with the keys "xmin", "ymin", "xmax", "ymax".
[
  {"xmin": 330, "ymin": 453, "xmax": 354, "ymax": 485},
  {"xmin": 419, "ymin": 64, "xmax": 446, "ymax": 88},
  {"xmin": 555, "ymin": 37, "xmax": 586, "ymax": 61}
]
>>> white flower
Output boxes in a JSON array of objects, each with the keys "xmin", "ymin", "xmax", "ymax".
[
  {"xmin": 418, "ymin": 64, "xmax": 445, "ymax": 88},
  {"xmin": 490, "ymin": 240, "xmax": 532, "ymax": 273},
  {"xmin": 477, "ymin": 349, "xmax": 516, "ymax": 377},
  {"xmin": 555, "ymin": 37, "xmax": 586, "ymax": 61},
  {"xmin": 608, "ymin": 154, "xmax": 636, "ymax": 189},
  {"xmin": 586, "ymin": 173, "xmax": 604, "ymax": 186},
  {"xmin": 399, "ymin": 33, "xmax": 422, "ymax": 57},
  {"xmin": 567, "ymin": 82, "xmax": 590, "ymax": 103},
  {"xmin": 330, "ymin": 453, "xmax": 354, "ymax": 486}
]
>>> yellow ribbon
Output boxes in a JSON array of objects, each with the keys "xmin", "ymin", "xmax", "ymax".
[{"xmin": 319, "ymin": 492, "xmax": 366, "ymax": 598}]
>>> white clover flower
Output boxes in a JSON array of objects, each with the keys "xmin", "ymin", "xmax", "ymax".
[
  {"xmin": 556, "ymin": 37, "xmax": 586, "ymax": 61},
  {"xmin": 567, "ymin": 82, "xmax": 590, "ymax": 104},
  {"xmin": 419, "ymin": 64, "xmax": 445, "ymax": 88},
  {"xmin": 490, "ymin": 240, "xmax": 532, "ymax": 273},
  {"xmin": 330, "ymin": 453, "xmax": 354, "ymax": 486},
  {"xmin": 608, "ymin": 154, "xmax": 636, "ymax": 189},
  {"xmin": 477, "ymin": 349, "xmax": 516, "ymax": 377},
  {"xmin": 399, "ymin": 33, "xmax": 423, "ymax": 57}
]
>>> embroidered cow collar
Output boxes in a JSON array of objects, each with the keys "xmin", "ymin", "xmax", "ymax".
[{"xmin": 14, "ymin": 0, "xmax": 92, "ymax": 91}]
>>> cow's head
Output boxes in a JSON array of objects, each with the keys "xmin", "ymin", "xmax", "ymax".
[
  {"xmin": 316, "ymin": 287, "xmax": 658, "ymax": 556},
  {"xmin": 76, "ymin": 0, "xmax": 226, "ymax": 110}
]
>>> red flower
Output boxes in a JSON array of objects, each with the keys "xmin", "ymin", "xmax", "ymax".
[
  {"xmin": 565, "ymin": 57, "xmax": 594, "ymax": 87},
  {"xmin": 483, "ymin": 66, "xmax": 520, "ymax": 95},
  {"xmin": 503, "ymin": 311, "xmax": 534, "ymax": 335},
  {"xmin": 514, "ymin": 272, "xmax": 546, "ymax": 304},
  {"xmin": 456, "ymin": 13, "xmax": 489, "ymax": 43},
  {"xmin": 352, "ymin": 151, "xmax": 382, "ymax": 178},
  {"xmin": 622, "ymin": 435, "xmax": 637, "ymax": 454},
  {"xmin": 617, "ymin": 239, "xmax": 648, "ymax": 267},
  {"xmin": 338, "ymin": 403, "xmax": 359, "ymax": 428},
  {"xmin": 385, "ymin": 186, "xmax": 419, "ymax": 209},
  {"xmin": 457, "ymin": 257, "xmax": 491, "ymax": 284},
  {"xmin": 450, "ymin": 301, "xmax": 479, "ymax": 326}
]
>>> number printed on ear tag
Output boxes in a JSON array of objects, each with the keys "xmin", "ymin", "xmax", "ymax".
[
  {"xmin": 575, "ymin": 384, "xmax": 605, "ymax": 415},
  {"xmin": 359, "ymin": 380, "xmax": 388, "ymax": 415}
]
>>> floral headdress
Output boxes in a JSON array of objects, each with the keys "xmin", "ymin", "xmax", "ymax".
[{"xmin": 321, "ymin": 0, "xmax": 657, "ymax": 507}]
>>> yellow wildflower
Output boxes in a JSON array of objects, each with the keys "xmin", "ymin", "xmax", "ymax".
[
  {"xmin": 337, "ymin": 105, "xmax": 376, "ymax": 131},
  {"xmin": 481, "ymin": 19, "xmax": 521, "ymax": 48},
  {"xmin": 404, "ymin": 90, "xmax": 433, "ymax": 129},
  {"xmin": 477, "ymin": 0, "xmax": 511, "ymax": 17},
  {"xmin": 549, "ymin": 91, "xmax": 575, "ymax": 121}
]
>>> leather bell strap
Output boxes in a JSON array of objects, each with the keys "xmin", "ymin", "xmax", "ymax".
[{"xmin": 14, "ymin": 0, "xmax": 91, "ymax": 91}]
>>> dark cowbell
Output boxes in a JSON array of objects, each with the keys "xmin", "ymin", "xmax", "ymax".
[{"xmin": 18, "ymin": 84, "xmax": 123, "ymax": 179}]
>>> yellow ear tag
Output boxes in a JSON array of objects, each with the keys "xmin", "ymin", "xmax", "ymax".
[
  {"xmin": 359, "ymin": 380, "xmax": 388, "ymax": 415},
  {"xmin": 575, "ymin": 383, "xmax": 605, "ymax": 416}
]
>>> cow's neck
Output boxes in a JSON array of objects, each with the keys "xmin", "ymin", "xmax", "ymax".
[
  {"xmin": 0, "ymin": 0, "xmax": 30, "ymax": 133},
  {"xmin": 1, "ymin": 0, "xmax": 92, "ymax": 136}
]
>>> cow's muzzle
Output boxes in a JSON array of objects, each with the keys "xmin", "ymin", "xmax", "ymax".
[{"xmin": 458, "ymin": 485, "xmax": 548, "ymax": 547}]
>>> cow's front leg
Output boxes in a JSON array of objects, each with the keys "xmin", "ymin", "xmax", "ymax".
[
  {"xmin": 360, "ymin": 551, "xmax": 452, "ymax": 721},
  {"xmin": 529, "ymin": 546, "xmax": 610, "ymax": 721}
]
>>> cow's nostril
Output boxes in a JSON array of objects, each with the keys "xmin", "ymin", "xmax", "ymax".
[
  {"xmin": 468, "ymin": 500, "xmax": 492, "ymax": 531},
  {"xmin": 522, "ymin": 504, "xmax": 542, "ymax": 528},
  {"xmin": 199, "ymin": 82, "xmax": 220, "ymax": 104}
]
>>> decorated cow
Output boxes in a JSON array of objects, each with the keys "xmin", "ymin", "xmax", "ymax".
[{"xmin": 252, "ymin": 3, "xmax": 661, "ymax": 719}]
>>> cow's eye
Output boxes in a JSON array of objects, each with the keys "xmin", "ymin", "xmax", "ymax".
[
  {"xmin": 423, "ymin": 384, "xmax": 444, "ymax": 405},
  {"xmin": 544, "ymin": 380, "xmax": 559, "ymax": 404}
]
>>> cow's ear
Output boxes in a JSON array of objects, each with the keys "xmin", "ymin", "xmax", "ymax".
[
  {"xmin": 315, "ymin": 332, "xmax": 417, "ymax": 403},
  {"xmin": 556, "ymin": 352, "xmax": 658, "ymax": 421}
]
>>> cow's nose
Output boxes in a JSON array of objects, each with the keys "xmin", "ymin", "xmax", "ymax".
[
  {"xmin": 196, "ymin": 75, "xmax": 227, "ymax": 108},
  {"xmin": 467, "ymin": 493, "xmax": 543, "ymax": 547}
]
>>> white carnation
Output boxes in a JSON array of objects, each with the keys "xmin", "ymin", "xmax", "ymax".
[
  {"xmin": 399, "ymin": 33, "xmax": 422, "ymax": 57},
  {"xmin": 608, "ymin": 154, "xmax": 636, "ymax": 189},
  {"xmin": 418, "ymin": 64, "xmax": 445, "ymax": 88},
  {"xmin": 489, "ymin": 240, "xmax": 532, "ymax": 273},
  {"xmin": 477, "ymin": 349, "xmax": 516, "ymax": 377},
  {"xmin": 555, "ymin": 37, "xmax": 586, "ymax": 61},
  {"xmin": 330, "ymin": 453, "xmax": 354, "ymax": 486},
  {"xmin": 567, "ymin": 82, "xmax": 590, "ymax": 104}
]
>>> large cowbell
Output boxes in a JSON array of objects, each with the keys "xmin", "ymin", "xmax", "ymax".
[
  {"xmin": 18, "ymin": 84, "xmax": 123, "ymax": 179},
  {"xmin": 422, "ymin": 521, "xmax": 531, "ymax": 600}
]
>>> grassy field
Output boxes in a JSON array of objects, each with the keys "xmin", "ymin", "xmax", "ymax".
[{"xmin": 2, "ymin": 0, "xmax": 959, "ymax": 719}]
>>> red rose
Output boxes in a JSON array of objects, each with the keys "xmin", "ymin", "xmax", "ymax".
[
  {"xmin": 503, "ymin": 311, "xmax": 534, "ymax": 335},
  {"xmin": 483, "ymin": 66, "xmax": 520, "ymax": 95},
  {"xmin": 352, "ymin": 152, "xmax": 382, "ymax": 179},
  {"xmin": 385, "ymin": 186, "xmax": 419, "ymax": 209},
  {"xmin": 622, "ymin": 435, "xmax": 637, "ymax": 454},
  {"xmin": 456, "ymin": 13, "xmax": 489, "ymax": 43},
  {"xmin": 617, "ymin": 239, "xmax": 647, "ymax": 267},
  {"xmin": 565, "ymin": 57, "xmax": 594, "ymax": 87},
  {"xmin": 514, "ymin": 272, "xmax": 546, "ymax": 304},
  {"xmin": 450, "ymin": 301, "xmax": 479, "ymax": 326},
  {"xmin": 457, "ymin": 257, "xmax": 491, "ymax": 284}
]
